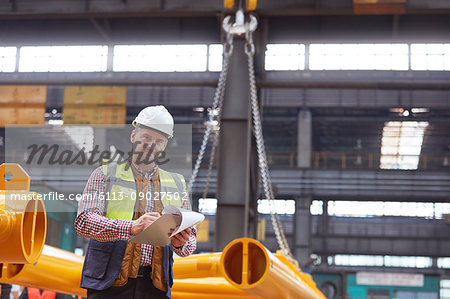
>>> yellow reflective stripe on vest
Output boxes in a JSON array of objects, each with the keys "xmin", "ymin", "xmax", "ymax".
[{"xmin": 102, "ymin": 162, "xmax": 184, "ymax": 220}]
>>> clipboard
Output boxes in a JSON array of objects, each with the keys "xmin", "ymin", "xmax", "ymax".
[{"xmin": 129, "ymin": 206, "xmax": 205, "ymax": 246}]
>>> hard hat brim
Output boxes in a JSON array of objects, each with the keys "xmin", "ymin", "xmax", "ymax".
[{"xmin": 133, "ymin": 122, "xmax": 173, "ymax": 139}]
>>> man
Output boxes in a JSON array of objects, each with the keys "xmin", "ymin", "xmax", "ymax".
[
  {"xmin": 75, "ymin": 105, "xmax": 196, "ymax": 298},
  {"xmin": 1, "ymin": 284, "xmax": 12, "ymax": 299}
]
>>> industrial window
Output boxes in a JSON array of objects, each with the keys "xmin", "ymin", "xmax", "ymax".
[
  {"xmin": 411, "ymin": 43, "xmax": 450, "ymax": 71},
  {"xmin": 208, "ymin": 44, "xmax": 223, "ymax": 72},
  {"xmin": 199, "ymin": 199, "xmax": 449, "ymax": 218},
  {"xmin": 198, "ymin": 198, "xmax": 217, "ymax": 215},
  {"xmin": 380, "ymin": 121, "xmax": 428, "ymax": 170},
  {"xmin": 309, "ymin": 43, "xmax": 409, "ymax": 70},
  {"xmin": 310, "ymin": 200, "xmax": 323, "ymax": 215},
  {"xmin": 257, "ymin": 199, "xmax": 295, "ymax": 215},
  {"xmin": 19, "ymin": 46, "xmax": 108, "ymax": 72},
  {"xmin": 265, "ymin": 44, "xmax": 305, "ymax": 71},
  {"xmin": 435, "ymin": 203, "xmax": 450, "ymax": 219},
  {"xmin": 438, "ymin": 258, "xmax": 450, "ymax": 269},
  {"xmin": 0, "ymin": 47, "xmax": 16, "ymax": 72},
  {"xmin": 441, "ymin": 279, "xmax": 450, "ymax": 299},
  {"xmin": 334, "ymin": 255, "xmax": 384, "ymax": 267},
  {"xmin": 334, "ymin": 255, "xmax": 432, "ymax": 268},
  {"xmin": 328, "ymin": 201, "xmax": 436, "ymax": 218},
  {"xmin": 8, "ymin": 43, "xmax": 450, "ymax": 73},
  {"xmin": 311, "ymin": 200, "xmax": 450, "ymax": 218},
  {"xmin": 384, "ymin": 256, "xmax": 432, "ymax": 268},
  {"xmin": 198, "ymin": 198, "xmax": 296, "ymax": 215},
  {"xmin": 113, "ymin": 45, "xmax": 207, "ymax": 72}
]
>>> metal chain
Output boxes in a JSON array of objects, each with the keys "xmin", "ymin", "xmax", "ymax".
[
  {"xmin": 201, "ymin": 59, "xmax": 228, "ymax": 199},
  {"xmin": 188, "ymin": 13, "xmax": 294, "ymax": 261},
  {"xmin": 201, "ymin": 124, "xmax": 219, "ymax": 199},
  {"xmin": 245, "ymin": 26, "xmax": 294, "ymax": 259},
  {"xmin": 187, "ymin": 30, "xmax": 233, "ymax": 194}
]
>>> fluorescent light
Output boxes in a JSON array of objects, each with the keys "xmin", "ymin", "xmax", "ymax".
[
  {"xmin": 411, "ymin": 108, "xmax": 430, "ymax": 113},
  {"xmin": 48, "ymin": 119, "xmax": 64, "ymax": 125}
]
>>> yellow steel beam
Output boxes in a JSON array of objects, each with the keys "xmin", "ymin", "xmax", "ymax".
[
  {"xmin": 220, "ymin": 238, "xmax": 325, "ymax": 299},
  {"xmin": 0, "ymin": 165, "xmax": 324, "ymax": 298},
  {"xmin": 172, "ymin": 253, "xmax": 222, "ymax": 279},
  {"xmin": 0, "ymin": 245, "xmax": 86, "ymax": 297},
  {"xmin": 0, "ymin": 163, "xmax": 46, "ymax": 264},
  {"xmin": 172, "ymin": 277, "xmax": 259, "ymax": 298}
]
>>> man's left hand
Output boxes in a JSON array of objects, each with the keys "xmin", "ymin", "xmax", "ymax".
[{"xmin": 170, "ymin": 227, "xmax": 191, "ymax": 248}]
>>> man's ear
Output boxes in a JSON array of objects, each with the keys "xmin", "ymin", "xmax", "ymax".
[
  {"xmin": 162, "ymin": 138, "xmax": 169, "ymax": 151},
  {"xmin": 130, "ymin": 129, "xmax": 136, "ymax": 144}
]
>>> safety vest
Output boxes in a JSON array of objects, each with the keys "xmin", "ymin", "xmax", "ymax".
[
  {"xmin": 102, "ymin": 161, "xmax": 185, "ymax": 220},
  {"xmin": 80, "ymin": 161, "xmax": 186, "ymax": 297}
]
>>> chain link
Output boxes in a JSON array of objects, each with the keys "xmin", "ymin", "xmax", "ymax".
[
  {"xmin": 245, "ymin": 26, "xmax": 294, "ymax": 260},
  {"xmin": 187, "ymin": 31, "xmax": 233, "ymax": 194},
  {"xmin": 202, "ymin": 124, "xmax": 219, "ymax": 199}
]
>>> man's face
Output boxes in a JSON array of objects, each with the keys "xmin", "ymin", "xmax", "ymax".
[{"xmin": 130, "ymin": 127, "xmax": 168, "ymax": 165}]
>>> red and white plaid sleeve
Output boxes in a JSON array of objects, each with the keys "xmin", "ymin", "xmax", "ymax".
[
  {"xmin": 74, "ymin": 166, "xmax": 134, "ymax": 242},
  {"xmin": 171, "ymin": 191, "xmax": 197, "ymax": 257}
]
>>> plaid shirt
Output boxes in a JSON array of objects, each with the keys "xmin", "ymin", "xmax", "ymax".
[{"xmin": 75, "ymin": 164, "xmax": 197, "ymax": 266}]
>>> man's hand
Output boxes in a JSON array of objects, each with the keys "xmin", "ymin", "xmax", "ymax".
[
  {"xmin": 131, "ymin": 212, "xmax": 160, "ymax": 235},
  {"xmin": 170, "ymin": 227, "xmax": 191, "ymax": 248}
]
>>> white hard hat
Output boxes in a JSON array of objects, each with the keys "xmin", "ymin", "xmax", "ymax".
[{"xmin": 132, "ymin": 105, "xmax": 174, "ymax": 138}]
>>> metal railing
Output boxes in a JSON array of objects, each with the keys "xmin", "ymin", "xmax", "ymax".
[{"xmin": 263, "ymin": 151, "xmax": 450, "ymax": 170}]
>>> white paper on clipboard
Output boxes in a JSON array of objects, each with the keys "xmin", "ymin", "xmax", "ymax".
[{"xmin": 129, "ymin": 206, "xmax": 205, "ymax": 246}]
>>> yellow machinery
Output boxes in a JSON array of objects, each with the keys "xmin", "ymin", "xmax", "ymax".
[
  {"xmin": 1, "ymin": 245, "xmax": 85, "ymax": 297},
  {"xmin": 220, "ymin": 238, "xmax": 326, "ymax": 299},
  {"xmin": 0, "ymin": 163, "xmax": 325, "ymax": 298},
  {"xmin": 0, "ymin": 163, "xmax": 46, "ymax": 264},
  {"xmin": 0, "ymin": 236, "xmax": 325, "ymax": 298},
  {"xmin": 172, "ymin": 252, "xmax": 222, "ymax": 279},
  {"xmin": 171, "ymin": 238, "xmax": 324, "ymax": 299},
  {"xmin": 1, "ymin": 242, "xmax": 324, "ymax": 299}
]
